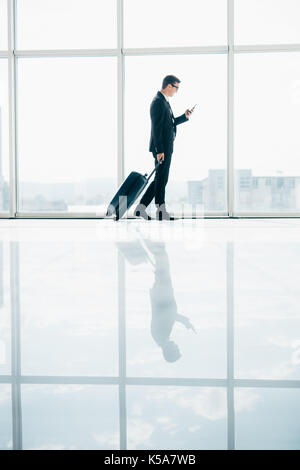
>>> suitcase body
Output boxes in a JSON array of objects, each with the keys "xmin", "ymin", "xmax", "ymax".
[
  {"xmin": 106, "ymin": 163, "xmax": 159, "ymax": 220},
  {"xmin": 106, "ymin": 171, "xmax": 147, "ymax": 220}
]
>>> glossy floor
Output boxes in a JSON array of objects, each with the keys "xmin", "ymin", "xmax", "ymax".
[{"xmin": 0, "ymin": 218, "xmax": 300, "ymax": 450}]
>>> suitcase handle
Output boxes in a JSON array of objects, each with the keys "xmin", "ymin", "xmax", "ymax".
[{"xmin": 145, "ymin": 162, "xmax": 161, "ymax": 181}]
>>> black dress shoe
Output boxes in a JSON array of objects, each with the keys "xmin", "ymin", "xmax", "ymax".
[
  {"xmin": 134, "ymin": 205, "xmax": 152, "ymax": 220},
  {"xmin": 156, "ymin": 209, "xmax": 175, "ymax": 221}
]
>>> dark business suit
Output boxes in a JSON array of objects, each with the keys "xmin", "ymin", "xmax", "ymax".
[{"xmin": 139, "ymin": 91, "xmax": 189, "ymax": 207}]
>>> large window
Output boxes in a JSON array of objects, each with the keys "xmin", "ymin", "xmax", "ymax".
[
  {"xmin": 0, "ymin": 60, "xmax": 9, "ymax": 212},
  {"xmin": 235, "ymin": 0, "xmax": 300, "ymax": 45},
  {"xmin": 125, "ymin": 54, "xmax": 227, "ymax": 214},
  {"xmin": 0, "ymin": 0, "xmax": 7, "ymax": 50},
  {"xmin": 1, "ymin": 0, "xmax": 300, "ymax": 217},
  {"xmin": 16, "ymin": 0, "xmax": 117, "ymax": 50},
  {"xmin": 234, "ymin": 52, "xmax": 300, "ymax": 212},
  {"xmin": 124, "ymin": 0, "xmax": 227, "ymax": 48},
  {"xmin": 17, "ymin": 57, "xmax": 117, "ymax": 213}
]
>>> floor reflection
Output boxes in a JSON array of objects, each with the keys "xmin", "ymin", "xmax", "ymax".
[
  {"xmin": 0, "ymin": 220, "xmax": 300, "ymax": 449},
  {"xmin": 117, "ymin": 238, "xmax": 196, "ymax": 363}
]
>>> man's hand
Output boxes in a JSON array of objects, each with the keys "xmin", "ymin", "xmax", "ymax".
[
  {"xmin": 157, "ymin": 153, "xmax": 164, "ymax": 163},
  {"xmin": 185, "ymin": 108, "xmax": 195, "ymax": 119}
]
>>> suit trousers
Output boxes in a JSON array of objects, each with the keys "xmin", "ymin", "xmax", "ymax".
[{"xmin": 140, "ymin": 151, "xmax": 172, "ymax": 207}]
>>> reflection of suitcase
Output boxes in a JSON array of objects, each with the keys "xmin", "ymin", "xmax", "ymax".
[{"xmin": 106, "ymin": 162, "xmax": 160, "ymax": 221}]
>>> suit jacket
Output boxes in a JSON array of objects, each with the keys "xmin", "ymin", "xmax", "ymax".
[{"xmin": 149, "ymin": 91, "xmax": 189, "ymax": 155}]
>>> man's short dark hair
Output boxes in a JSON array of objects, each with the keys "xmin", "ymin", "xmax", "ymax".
[{"xmin": 162, "ymin": 75, "xmax": 181, "ymax": 90}]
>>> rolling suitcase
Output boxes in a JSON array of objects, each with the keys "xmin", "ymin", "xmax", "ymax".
[{"xmin": 106, "ymin": 162, "xmax": 160, "ymax": 221}]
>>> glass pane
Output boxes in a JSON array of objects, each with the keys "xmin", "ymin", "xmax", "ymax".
[
  {"xmin": 125, "ymin": 55, "xmax": 227, "ymax": 215},
  {"xmin": 124, "ymin": 0, "xmax": 227, "ymax": 48},
  {"xmin": 22, "ymin": 385, "xmax": 119, "ymax": 450},
  {"xmin": 120, "ymin": 238, "xmax": 227, "ymax": 378},
  {"xmin": 0, "ymin": 384, "xmax": 12, "ymax": 450},
  {"xmin": 234, "ymin": 52, "xmax": 300, "ymax": 212},
  {"xmin": 0, "ymin": 241, "xmax": 11, "ymax": 376},
  {"xmin": 16, "ymin": 0, "xmax": 117, "ymax": 49},
  {"xmin": 20, "ymin": 241, "xmax": 118, "ymax": 376},
  {"xmin": 17, "ymin": 57, "xmax": 117, "ymax": 214},
  {"xmin": 235, "ymin": 243, "xmax": 300, "ymax": 380},
  {"xmin": 127, "ymin": 386, "xmax": 227, "ymax": 450},
  {"xmin": 0, "ymin": 59, "xmax": 10, "ymax": 212},
  {"xmin": 235, "ymin": 0, "xmax": 300, "ymax": 45},
  {"xmin": 235, "ymin": 388, "xmax": 300, "ymax": 450},
  {"xmin": 0, "ymin": 0, "xmax": 8, "ymax": 50}
]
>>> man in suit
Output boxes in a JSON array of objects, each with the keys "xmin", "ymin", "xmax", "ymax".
[{"xmin": 134, "ymin": 75, "xmax": 194, "ymax": 221}]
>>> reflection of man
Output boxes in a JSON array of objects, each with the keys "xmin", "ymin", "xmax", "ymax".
[
  {"xmin": 145, "ymin": 240, "xmax": 196, "ymax": 362},
  {"xmin": 116, "ymin": 237, "xmax": 195, "ymax": 363},
  {"xmin": 134, "ymin": 75, "xmax": 194, "ymax": 221}
]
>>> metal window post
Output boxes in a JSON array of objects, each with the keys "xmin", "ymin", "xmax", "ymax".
[
  {"xmin": 117, "ymin": 0, "xmax": 125, "ymax": 186},
  {"xmin": 7, "ymin": 0, "xmax": 17, "ymax": 217},
  {"xmin": 227, "ymin": 0, "xmax": 234, "ymax": 217}
]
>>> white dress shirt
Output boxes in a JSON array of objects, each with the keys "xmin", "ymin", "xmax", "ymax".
[{"xmin": 160, "ymin": 91, "xmax": 169, "ymax": 102}]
